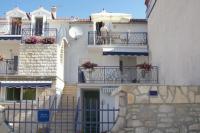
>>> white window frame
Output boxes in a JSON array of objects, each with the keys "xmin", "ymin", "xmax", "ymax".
[{"xmin": 4, "ymin": 87, "xmax": 38, "ymax": 102}]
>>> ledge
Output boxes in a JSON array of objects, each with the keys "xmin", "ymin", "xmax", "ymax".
[{"xmin": 0, "ymin": 75, "xmax": 57, "ymax": 81}]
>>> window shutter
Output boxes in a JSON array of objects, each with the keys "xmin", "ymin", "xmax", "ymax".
[{"xmin": 13, "ymin": 56, "xmax": 18, "ymax": 71}]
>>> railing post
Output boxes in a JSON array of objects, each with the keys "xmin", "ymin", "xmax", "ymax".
[
  {"xmin": 93, "ymin": 32, "xmax": 96, "ymax": 46},
  {"xmin": 104, "ymin": 66, "xmax": 105, "ymax": 84},
  {"xmin": 5, "ymin": 60, "xmax": 8, "ymax": 75},
  {"xmin": 126, "ymin": 32, "xmax": 129, "ymax": 44},
  {"xmin": 21, "ymin": 29, "xmax": 23, "ymax": 43},
  {"xmin": 146, "ymin": 32, "xmax": 148, "ymax": 45},
  {"xmin": 157, "ymin": 67, "xmax": 159, "ymax": 84}
]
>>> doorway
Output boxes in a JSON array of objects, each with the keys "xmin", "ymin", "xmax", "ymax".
[
  {"xmin": 96, "ymin": 22, "xmax": 103, "ymax": 36},
  {"xmin": 82, "ymin": 90, "xmax": 100, "ymax": 133},
  {"xmin": 35, "ymin": 18, "xmax": 43, "ymax": 36}
]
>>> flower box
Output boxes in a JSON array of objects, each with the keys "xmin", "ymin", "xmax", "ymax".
[{"xmin": 25, "ymin": 36, "xmax": 55, "ymax": 44}]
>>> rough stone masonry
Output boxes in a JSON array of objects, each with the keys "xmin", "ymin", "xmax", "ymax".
[
  {"xmin": 110, "ymin": 85, "xmax": 200, "ymax": 133},
  {"xmin": 18, "ymin": 44, "xmax": 57, "ymax": 76}
]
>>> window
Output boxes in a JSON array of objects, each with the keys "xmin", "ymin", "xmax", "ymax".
[
  {"xmin": 11, "ymin": 17, "xmax": 22, "ymax": 35},
  {"xmin": 23, "ymin": 88, "xmax": 36, "ymax": 100},
  {"xmin": 6, "ymin": 87, "xmax": 36, "ymax": 101},
  {"xmin": 6, "ymin": 87, "xmax": 21, "ymax": 101},
  {"xmin": 35, "ymin": 17, "xmax": 43, "ymax": 36}
]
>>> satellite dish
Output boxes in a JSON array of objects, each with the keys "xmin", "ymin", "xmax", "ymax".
[{"xmin": 69, "ymin": 26, "xmax": 83, "ymax": 40}]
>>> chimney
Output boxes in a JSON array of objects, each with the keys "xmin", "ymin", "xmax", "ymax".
[{"xmin": 51, "ymin": 6, "xmax": 57, "ymax": 19}]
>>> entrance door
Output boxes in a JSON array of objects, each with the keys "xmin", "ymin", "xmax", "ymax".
[
  {"xmin": 35, "ymin": 18, "xmax": 43, "ymax": 36},
  {"xmin": 83, "ymin": 90, "xmax": 100, "ymax": 133},
  {"xmin": 11, "ymin": 17, "xmax": 22, "ymax": 35}
]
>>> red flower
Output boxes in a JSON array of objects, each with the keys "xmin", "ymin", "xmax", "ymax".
[
  {"xmin": 42, "ymin": 37, "xmax": 55, "ymax": 44},
  {"xmin": 81, "ymin": 61, "xmax": 97, "ymax": 69},
  {"xmin": 25, "ymin": 36, "xmax": 40, "ymax": 44},
  {"xmin": 136, "ymin": 63, "xmax": 152, "ymax": 71}
]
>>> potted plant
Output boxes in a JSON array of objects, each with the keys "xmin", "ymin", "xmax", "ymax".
[
  {"xmin": 136, "ymin": 63, "xmax": 152, "ymax": 78},
  {"xmin": 81, "ymin": 61, "xmax": 97, "ymax": 70},
  {"xmin": 81, "ymin": 61, "xmax": 98, "ymax": 83},
  {"xmin": 136, "ymin": 63, "xmax": 152, "ymax": 71}
]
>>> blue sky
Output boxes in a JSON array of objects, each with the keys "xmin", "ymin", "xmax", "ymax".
[{"xmin": 0, "ymin": 0, "xmax": 146, "ymax": 19}]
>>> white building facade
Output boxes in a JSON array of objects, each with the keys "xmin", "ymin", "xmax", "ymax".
[
  {"xmin": 0, "ymin": 7, "xmax": 159, "ymax": 132},
  {"xmin": 146, "ymin": 0, "xmax": 200, "ymax": 85},
  {"xmin": 0, "ymin": 7, "xmax": 66, "ymax": 102}
]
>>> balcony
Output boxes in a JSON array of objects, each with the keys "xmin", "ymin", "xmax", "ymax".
[
  {"xmin": 21, "ymin": 28, "xmax": 57, "ymax": 44},
  {"xmin": 0, "ymin": 59, "xmax": 18, "ymax": 75},
  {"xmin": 78, "ymin": 66, "xmax": 158, "ymax": 84},
  {"xmin": 0, "ymin": 22, "xmax": 31, "ymax": 40},
  {"xmin": 88, "ymin": 31, "xmax": 147, "ymax": 46}
]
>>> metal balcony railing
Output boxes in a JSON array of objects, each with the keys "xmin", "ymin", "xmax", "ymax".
[
  {"xmin": 88, "ymin": 31, "xmax": 147, "ymax": 46},
  {"xmin": 21, "ymin": 28, "xmax": 57, "ymax": 44},
  {"xmin": 0, "ymin": 22, "xmax": 31, "ymax": 35},
  {"xmin": 78, "ymin": 66, "xmax": 158, "ymax": 84},
  {"xmin": 0, "ymin": 59, "xmax": 18, "ymax": 75}
]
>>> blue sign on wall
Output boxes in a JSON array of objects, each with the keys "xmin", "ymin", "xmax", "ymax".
[
  {"xmin": 149, "ymin": 90, "xmax": 158, "ymax": 96},
  {"xmin": 38, "ymin": 109, "xmax": 50, "ymax": 123}
]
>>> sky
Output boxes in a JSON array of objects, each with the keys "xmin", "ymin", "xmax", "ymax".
[{"xmin": 0, "ymin": 0, "xmax": 146, "ymax": 19}]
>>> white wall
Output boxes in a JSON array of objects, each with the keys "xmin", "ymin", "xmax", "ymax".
[
  {"xmin": 64, "ymin": 22, "xmax": 147, "ymax": 84},
  {"xmin": 0, "ymin": 41, "xmax": 19, "ymax": 59},
  {"xmin": 148, "ymin": 0, "xmax": 200, "ymax": 85},
  {"xmin": 113, "ymin": 22, "xmax": 147, "ymax": 33}
]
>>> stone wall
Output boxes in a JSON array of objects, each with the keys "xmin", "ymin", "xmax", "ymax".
[
  {"xmin": 18, "ymin": 44, "xmax": 57, "ymax": 76},
  {"xmin": 110, "ymin": 85, "xmax": 200, "ymax": 133}
]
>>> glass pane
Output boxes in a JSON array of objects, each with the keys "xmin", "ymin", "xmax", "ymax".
[
  {"xmin": 6, "ymin": 87, "xmax": 21, "ymax": 101},
  {"xmin": 23, "ymin": 88, "xmax": 36, "ymax": 100}
]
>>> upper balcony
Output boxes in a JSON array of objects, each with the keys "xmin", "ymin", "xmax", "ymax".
[
  {"xmin": 21, "ymin": 28, "xmax": 57, "ymax": 44},
  {"xmin": 88, "ymin": 31, "xmax": 147, "ymax": 46},
  {"xmin": 0, "ymin": 58, "xmax": 18, "ymax": 76},
  {"xmin": 0, "ymin": 21, "xmax": 31, "ymax": 40},
  {"xmin": 0, "ymin": 21, "xmax": 57, "ymax": 44}
]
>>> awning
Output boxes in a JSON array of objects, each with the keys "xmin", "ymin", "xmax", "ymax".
[
  {"xmin": 0, "ymin": 35, "xmax": 22, "ymax": 40},
  {"xmin": 0, "ymin": 81, "xmax": 52, "ymax": 88},
  {"xmin": 91, "ymin": 10, "xmax": 132, "ymax": 22},
  {"xmin": 103, "ymin": 47, "xmax": 148, "ymax": 56}
]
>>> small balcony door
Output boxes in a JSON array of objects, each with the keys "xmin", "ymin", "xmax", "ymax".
[
  {"xmin": 11, "ymin": 17, "xmax": 22, "ymax": 35},
  {"xmin": 96, "ymin": 22, "xmax": 103, "ymax": 36},
  {"xmin": 35, "ymin": 18, "xmax": 43, "ymax": 36}
]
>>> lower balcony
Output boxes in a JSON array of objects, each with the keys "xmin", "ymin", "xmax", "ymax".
[
  {"xmin": 78, "ymin": 66, "xmax": 158, "ymax": 84},
  {"xmin": 0, "ymin": 59, "xmax": 18, "ymax": 75}
]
